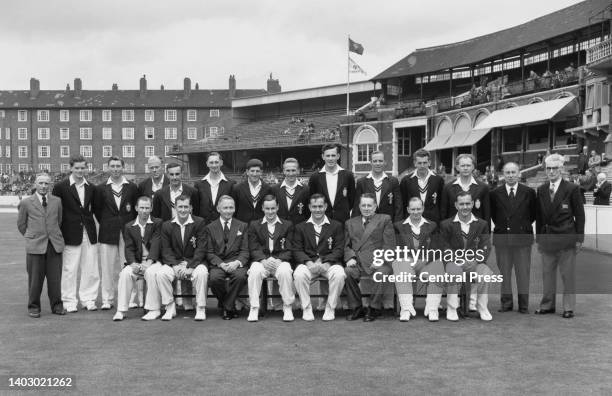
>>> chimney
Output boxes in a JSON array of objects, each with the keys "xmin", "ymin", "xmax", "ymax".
[
  {"xmin": 139, "ymin": 75, "xmax": 147, "ymax": 96},
  {"xmin": 29, "ymin": 78, "xmax": 40, "ymax": 99},
  {"xmin": 183, "ymin": 77, "xmax": 191, "ymax": 98},
  {"xmin": 65, "ymin": 84, "xmax": 70, "ymax": 92},
  {"xmin": 160, "ymin": 84, "xmax": 164, "ymax": 91},
  {"xmin": 112, "ymin": 83, "xmax": 118, "ymax": 91},
  {"xmin": 195, "ymin": 83, "xmax": 199, "ymax": 90},
  {"xmin": 229, "ymin": 75, "xmax": 236, "ymax": 98},
  {"xmin": 267, "ymin": 73, "xmax": 281, "ymax": 94},
  {"xmin": 74, "ymin": 78, "xmax": 82, "ymax": 97}
]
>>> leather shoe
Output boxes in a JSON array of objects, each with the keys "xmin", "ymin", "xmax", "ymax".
[
  {"xmin": 28, "ymin": 311, "xmax": 41, "ymax": 318},
  {"xmin": 363, "ymin": 307, "xmax": 380, "ymax": 322},
  {"xmin": 231, "ymin": 310, "xmax": 240, "ymax": 319},
  {"xmin": 222, "ymin": 310, "xmax": 233, "ymax": 320},
  {"xmin": 498, "ymin": 306, "xmax": 513, "ymax": 312},
  {"xmin": 535, "ymin": 308, "xmax": 555, "ymax": 315},
  {"xmin": 562, "ymin": 311, "xmax": 574, "ymax": 319},
  {"xmin": 53, "ymin": 308, "xmax": 67, "ymax": 315},
  {"xmin": 518, "ymin": 308, "xmax": 529, "ymax": 314},
  {"xmin": 346, "ymin": 307, "xmax": 364, "ymax": 321}
]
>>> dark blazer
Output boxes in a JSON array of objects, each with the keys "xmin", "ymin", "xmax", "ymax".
[
  {"xmin": 308, "ymin": 169, "xmax": 356, "ymax": 224},
  {"xmin": 123, "ymin": 217, "xmax": 163, "ymax": 264},
  {"xmin": 594, "ymin": 181, "xmax": 611, "ymax": 205},
  {"xmin": 353, "ymin": 175, "xmax": 403, "ymax": 222},
  {"xmin": 536, "ymin": 179, "xmax": 585, "ymax": 251},
  {"xmin": 137, "ymin": 176, "xmax": 169, "ymax": 200},
  {"xmin": 52, "ymin": 177, "xmax": 97, "ymax": 245},
  {"xmin": 248, "ymin": 219, "xmax": 294, "ymax": 264},
  {"xmin": 272, "ymin": 182, "xmax": 310, "ymax": 225},
  {"xmin": 344, "ymin": 214, "xmax": 396, "ymax": 274},
  {"xmin": 94, "ymin": 180, "xmax": 139, "ymax": 245},
  {"xmin": 151, "ymin": 184, "xmax": 200, "ymax": 222},
  {"xmin": 440, "ymin": 179, "xmax": 491, "ymax": 225},
  {"xmin": 160, "ymin": 216, "xmax": 208, "ymax": 268},
  {"xmin": 293, "ymin": 218, "xmax": 345, "ymax": 265},
  {"xmin": 231, "ymin": 181, "xmax": 273, "ymax": 224},
  {"xmin": 400, "ymin": 172, "xmax": 444, "ymax": 224},
  {"xmin": 439, "ymin": 217, "xmax": 491, "ymax": 263},
  {"xmin": 17, "ymin": 194, "xmax": 65, "ymax": 254},
  {"xmin": 490, "ymin": 183, "xmax": 536, "ymax": 246},
  {"xmin": 194, "ymin": 177, "xmax": 235, "ymax": 222},
  {"xmin": 394, "ymin": 219, "xmax": 438, "ymax": 252},
  {"xmin": 205, "ymin": 218, "xmax": 250, "ymax": 267}
]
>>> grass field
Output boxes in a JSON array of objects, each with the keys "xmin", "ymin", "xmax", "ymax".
[{"xmin": 1, "ymin": 213, "xmax": 612, "ymax": 395}]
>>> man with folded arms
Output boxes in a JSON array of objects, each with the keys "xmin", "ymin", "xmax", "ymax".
[
  {"xmin": 293, "ymin": 193, "xmax": 346, "ymax": 321},
  {"xmin": 246, "ymin": 195, "xmax": 295, "ymax": 322},
  {"xmin": 195, "ymin": 152, "xmax": 234, "ymax": 223},
  {"xmin": 138, "ymin": 155, "xmax": 168, "ymax": 200},
  {"xmin": 272, "ymin": 158, "xmax": 310, "ymax": 225},
  {"xmin": 142, "ymin": 195, "xmax": 209, "ymax": 321},
  {"xmin": 113, "ymin": 196, "xmax": 162, "ymax": 321}
]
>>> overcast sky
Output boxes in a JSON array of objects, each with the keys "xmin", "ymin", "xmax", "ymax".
[{"xmin": 0, "ymin": 0, "xmax": 585, "ymax": 92}]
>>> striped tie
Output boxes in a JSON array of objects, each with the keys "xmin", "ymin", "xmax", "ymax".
[
  {"xmin": 373, "ymin": 185, "xmax": 382, "ymax": 193},
  {"xmin": 251, "ymin": 193, "xmax": 260, "ymax": 207},
  {"xmin": 314, "ymin": 231, "xmax": 320, "ymax": 245}
]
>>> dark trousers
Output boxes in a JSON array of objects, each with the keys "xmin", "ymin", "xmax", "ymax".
[
  {"xmin": 26, "ymin": 242, "xmax": 63, "ymax": 312},
  {"xmin": 344, "ymin": 264, "xmax": 392, "ymax": 310},
  {"xmin": 209, "ymin": 266, "xmax": 248, "ymax": 311},
  {"xmin": 495, "ymin": 245, "xmax": 531, "ymax": 310}
]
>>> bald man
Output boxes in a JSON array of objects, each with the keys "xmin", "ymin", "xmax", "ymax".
[
  {"xmin": 593, "ymin": 172, "xmax": 611, "ymax": 205},
  {"xmin": 138, "ymin": 156, "xmax": 169, "ymax": 200}
]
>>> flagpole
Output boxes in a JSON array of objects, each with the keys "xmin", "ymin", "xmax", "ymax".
[{"xmin": 346, "ymin": 35, "xmax": 350, "ymax": 116}]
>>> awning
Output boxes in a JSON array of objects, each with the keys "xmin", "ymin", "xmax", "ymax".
[
  {"xmin": 443, "ymin": 132, "xmax": 472, "ymax": 147},
  {"xmin": 462, "ymin": 128, "xmax": 491, "ymax": 146},
  {"xmin": 422, "ymin": 134, "xmax": 451, "ymax": 151},
  {"xmin": 473, "ymin": 96, "xmax": 578, "ymax": 130}
]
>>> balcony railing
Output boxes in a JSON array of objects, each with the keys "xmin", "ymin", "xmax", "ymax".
[{"xmin": 587, "ymin": 38, "xmax": 612, "ymax": 64}]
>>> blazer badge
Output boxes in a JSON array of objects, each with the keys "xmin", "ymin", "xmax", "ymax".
[
  {"xmin": 297, "ymin": 202, "xmax": 304, "ymax": 215},
  {"xmin": 190, "ymin": 236, "xmax": 197, "ymax": 248},
  {"xmin": 475, "ymin": 199, "xmax": 481, "ymax": 209},
  {"xmin": 342, "ymin": 187, "xmax": 347, "ymax": 197},
  {"xmin": 125, "ymin": 203, "xmax": 131, "ymax": 212},
  {"xmin": 388, "ymin": 192, "xmax": 393, "ymax": 205},
  {"xmin": 327, "ymin": 237, "xmax": 333, "ymax": 250},
  {"xmin": 432, "ymin": 192, "xmax": 437, "ymax": 205},
  {"xmin": 280, "ymin": 237, "xmax": 286, "ymax": 250},
  {"xmin": 237, "ymin": 230, "xmax": 242, "ymax": 236}
]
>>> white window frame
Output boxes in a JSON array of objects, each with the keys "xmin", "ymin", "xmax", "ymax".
[
  {"xmin": 123, "ymin": 145, "xmax": 135, "ymax": 158},
  {"xmin": 37, "ymin": 110, "xmax": 49, "ymax": 122},
  {"xmin": 60, "ymin": 145, "xmax": 70, "ymax": 158},
  {"xmin": 187, "ymin": 127, "xmax": 197, "ymax": 139},
  {"xmin": 209, "ymin": 109, "xmax": 220, "ymax": 117},
  {"xmin": 39, "ymin": 164, "xmax": 50, "ymax": 171},
  {"xmin": 80, "ymin": 109, "xmax": 92, "ymax": 122},
  {"xmin": 124, "ymin": 163, "xmax": 135, "ymax": 173},
  {"xmin": 209, "ymin": 126, "xmax": 219, "ymax": 137},
  {"xmin": 38, "ymin": 145, "xmax": 50, "ymax": 158},
  {"xmin": 102, "ymin": 146, "xmax": 112, "ymax": 158},
  {"xmin": 59, "ymin": 110, "xmax": 70, "ymax": 122},
  {"xmin": 165, "ymin": 145, "xmax": 173, "ymax": 157},
  {"xmin": 102, "ymin": 127, "xmax": 112, "ymax": 140},
  {"xmin": 145, "ymin": 127, "xmax": 155, "ymax": 140},
  {"xmin": 5, "ymin": 146, "xmax": 10, "ymax": 158},
  {"xmin": 122, "ymin": 109, "xmax": 134, "ymax": 122},
  {"xmin": 5, "ymin": 128, "xmax": 10, "ymax": 139},
  {"xmin": 164, "ymin": 127, "xmax": 177, "ymax": 139},
  {"xmin": 145, "ymin": 146, "xmax": 155, "ymax": 157},
  {"xmin": 61, "ymin": 163, "xmax": 70, "ymax": 172},
  {"xmin": 18, "ymin": 110, "xmax": 28, "ymax": 122},
  {"xmin": 80, "ymin": 145, "xmax": 92, "ymax": 158},
  {"xmin": 18, "ymin": 146, "xmax": 28, "ymax": 158},
  {"xmin": 102, "ymin": 109, "xmax": 112, "ymax": 122},
  {"xmin": 187, "ymin": 109, "xmax": 197, "ymax": 122},
  {"xmin": 122, "ymin": 127, "xmax": 134, "ymax": 140},
  {"xmin": 164, "ymin": 109, "xmax": 177, "ymax": 122},
  {"xmin": 144, "ymin": 109, "xmax": 154, "ymax": 122},
  {"xmin": 79, "ymin": 127, "xmax": 92, "ymax": 140},
  {"xmin": 18, "ymin": 128, "xmax": 28, "ymax": 140},
  {"xmin": 18, "ymin": 164, "xmax": 29, "ymax": 172},
  {"xmin": 37, "ymin": 128, "xmax": 50, "ymax": 140},
  {"xmin": 60, "ymin": 128, "xmax": 70, "ymax": 140},
  {"xmin": 102, "ymin": 163, "xmax": 109, "ymax": 172}
]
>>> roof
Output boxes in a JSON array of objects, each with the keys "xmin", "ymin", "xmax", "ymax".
[
  {"xmin": 0, "ymin": 88, "xmax": 267, "ymax": 109},
  {"xmin": 375, "ymin": 0, "xmax": 610, "ymax": 80}
]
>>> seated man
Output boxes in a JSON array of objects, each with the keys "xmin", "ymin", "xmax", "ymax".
[
  {"xmin": 439, "ymin": 191, "xmax": 492, "ymax": 322},
  {"xmin": 142, "ymin": 195, "xmax": 209, "ymax": 321},
  {"xmin": 293, "ymin": 193, "xmax": 346, "ymax": 321},
  {"xmin": 113, "ymin": 196, "xmax": 162, "ymax": 321},
  {"xmin": 393, "ymin": 197, "xmax": 444, "ymax": 322},
  {"xmin": 246, "ymin": 195, "xmax": 295, "ymax": 322},
  {"xmin": 344, "ymin": 193, "xmax": 395, "ymax": 322},
  {"xmin": 206, "ymin": 195, "xmax": 249, "ymax": 320}
]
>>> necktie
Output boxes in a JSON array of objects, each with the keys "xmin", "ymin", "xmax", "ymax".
[
  {"xmin": 549, "ymin": 185, "xmax": 555, "ymax": 201},
  {"xmin": 223, "ymin": 220, "xmax": 230, "ymax": 243},
  {"xmin": 509, "ymin": 187, "xmax": 515, "ymax": 199},
  {"xmin": 363, "ymin": 217, "xmax": 370, "ymax": 229},
  {"xmin": 42, "ymin": 194, "xmax": 47, "ymax": 208}
]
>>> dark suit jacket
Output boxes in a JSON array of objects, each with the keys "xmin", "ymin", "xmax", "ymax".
[
  {"xmin": 293, "ymin": 219, "xmax": 345, "ymax": 265},
  {"xmin": 272, "ymin": 182, "xmax": 310, "ymax": 225},
  {"xmin": 152, "ymin": 184, "xmax": 200, "ymax": 222},
  {"xmin": 194, "ymin": 177, "xmax": 235, "ymax": 222},
  {"xmin": 594, "ymin": 181, "xmax": 611, "ymax": 205},
  {"xmin": 400, "ymin": 172, "xmax": 444, "ymax": 224},
  {"xmin": 17, "ymin": 194, "xmax": 65, "ymax": 254},
  {"xmin": 137, "ymin": 176, "xmax": 169, "ymax": 200},
  {"xmin": 52, "ymin": 177, "xmax": 97, "ymax": 245},
  {"xmin": 439, "ymin": 217, "xmax": 491, "ymax": 264},
  {"xmin": 205, "ymin": 218, "xmax": 249, "ymax": 267},
  {"xmin": 394, "ymin": 219, "xmax": 438, "ymax": 252},
  {"xmin": 536, "ymin": 179, "xmax": 585, "ymax": 251},
  {"xmin": 440, "ymin": 179, "xmax": 491, "ymax": 225},
  {"xmin": 353, "ymin": 175, "xmax": 403, "ymax": 222},
  {"xmin": 344, "ymin": 214, "xmax": 396, "ymax": 274},
  {"xmin": 232, "ymin": 181, "xmax": 273, "ymax": 224},
  {"xmin": 123, "ymin": 217, "xmax": 162, "ymax": 264},
  {"xmin": 248, "ymin": 219, "xmax": 294, "ymax": 264},
  {"xmin": 94, "ymin": 181, "xmax": 139, "ymax": 245},
  {"xmin": 160, "ymin": 216, "xmax": 208, "ymax": 268},
  {"xmin": 490, "ymin": 183, "xmax": 536, "ymax": 246},
  {"xmin": 308, "ymin": 169, "xmax": 355, "ymax": 224}
]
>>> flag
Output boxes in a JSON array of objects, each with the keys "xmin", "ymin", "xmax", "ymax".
[
  {"xmin": 348, "ymin": 38, "xmax": 364, "ymax": 55},
  {"xmin": 349, "ymin": 57, "xmax": 367, "ymax": 75}
]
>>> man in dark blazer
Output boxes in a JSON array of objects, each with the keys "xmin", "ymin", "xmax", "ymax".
[
  {"xmin": 400, "ymin": 148, "xmax": 444, "ymax": 224},
  {"xmin": 194, "ymin": 152, "xmax": 234, "ymax": 222},
  {"xmin": 94, "ymin": 156, "xmax": 138, "ymax": 310},
  {"xmin": 293, "ymin": 193, "xmax": 346, "ymax": 321},
  {"xmin": 593, "ymin": 172, "xmax": 611, "ymax": 205},
  {"xmin": 535, "ymin": 154, "xmax": 585, "ymax": 319},
  {"xmin": 51, "ymin": 155, "xmax": 99, "ymax": 312},
  {"xmin": 206, "ymin": 195, "xmax": 250, "ymax": 320},
  {"xmin": 272, "ymin": 157, "xmax": 310, "ymax": 224},
  {"xmin": 232, "ymin": 158, "xmax": 272, "ymax": 224},
  {"xmin": 246, "ymin": 195, "xmax": 295, "ymax": 322},
  {"xmin": 113, "ymin": 196, "xmax": 162, "ymax": 321},
  {"xmin": 152, "ymin": 162, "xmax": 199, "ymax": 222},
  {"xmin": 344, "ymin": 193, "xmax": 395, "ymax": 322},
  {"xmin": 17, "ymin": 173, "xmax": 66, "ymax": 317},
  {"xmin": 137, "ymin": 155, "xmax": 168, "ymax": 200},
  {"xmin": 308, "ymin": 143, "xmax": 355, "ymax": 224},
  {"xmin": 353, "ymin": 151, "xmax": 402, "ymax": 223},
  {"xmin": 490, "ymin": 162, "xmax": 536, "ymax": 313},
  {"xmin": 576, "ymin": 145, "xmax": 589, "ymax": 175}
]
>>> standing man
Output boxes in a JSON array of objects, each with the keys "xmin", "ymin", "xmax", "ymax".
[
  {"xmin": 490, "ymin": 162, "xmax": 536, "ymax": 314},
  {"xmin": 535, "ymin": 154, "xmax": 585, "ymax": 319},
  {"xmin": 344, "ymin": 193, "xmax": 395, "ymax": 322},
  {"xmin": 232, "ymin": 159, "xmax": 272, "ymax": 224},
  {"xmin": 152, "ymin": 162, "xmax": 199, "ymax": 221},
  {"xmin": 593, "ymin": 172, "xmax": 611, "ymax": 205},
  {"xmin": 353, "ymin": 151, "xmax": 402, "ymax": 223},
  {"xmin": 195, "ymin": 152, "xmax": 234, "ymax": 223},
  {"xmin": 52, "ymin": 155, "xmax": 99, "ymax": 312},
  {"xmin": 94, "ymin": 156, "xmax": 138, "ymax": 310},
  {"xmin": 293, "ymin": 193, "xmax": 346, "ymax": 321},
  {"xmin": 308, "ymin": 143, "xmax": 355, "ymax": 224},
  {"xmin": 272, "ymin": 158, "xmax": 310, "ymax": 225},
  {"xmin": 400, "ymin": 148, "xmax": 444, "ymax": 224},
  {"xmin": 137, "ymin": 155, "xmax": 168, "ymax": 200},
  {"xmin": 246, "ymin": 195, "xmax": 295, "ymax": 322},
  {"xmin": 17, "ymin": 173, "xmax": 66, "ymax": 317},
  {"xmin": 206, "ymin": 195, "xmax": 249, "ymax": 320},
  {"xmin": 576, "ymin": 146, "xmax": 589, "ymax": 175}
]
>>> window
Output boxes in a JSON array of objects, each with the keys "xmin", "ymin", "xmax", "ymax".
[
  {"xmin": 60, "ymin": 146, "xmax": 70, "ymax": 157},
  {"xmin": 18, "ymin": 128, "xmax": 28, "ymax": 140},
  {"xmin": 144, "ymin": 164, "xmax": 150, "ymax": 173},
  {"xmin": 145, "ymin": 127, "xmax": 155, "ymax": 140},
  {"xmin": 357, "ymin": 144, "xmax": 376, "ymax": 162},
  {"xmin": 5, "ymin": 146, "xmax": 10, "ymax": 158},
  {"xmin": 60, "ymin": 128, "xmax": 70, "ymax": 140},
  {"xmin": 0, "ymin": 110, "xmax": 4, "ymax": 118},
  {"xmin": 37, "ymin": 128, "xmax": 50, "ymax": 140},
  {"xmin": 164, "ymin": 109, "xmax": 177, "ymax": 121},
  {"xmin": 124, "ymin": 163, "xmax": 135, "ymax": 173},
  {"xmin": 122, "ymin": 127, "xmax": 134, "ymax": 140},
  {"xmin": 61, "ymin": 163, "xmax": 70, "ymax": 172},
  {"xmin": 187, "ymin": 127, "xmax": 197, "ymax": 139},
  {"xmin": 353, "ymin": 126, "xmax": 378, "ymax": 163},
  {"xmin": 165, "ymin": 145, "xmax": 173, "ymax": 157},
  {"xmin": 60, "ymin": 110, "xmax": 69, "ymax": 122},
  {"xmin": 87, "ymin": 163, "xmax": 93, "ymax": 172},
  {"xmin": 209, "ymin": 127, "xmax": 219, "ymax": 137},
  {"xmin": 145, "ymin": 146, "xmax": 155, "ymax": 157},
  {"xmin": 37, "ymin": 110, "xmax": 49, "ymax": 122},
  {"xmin": 5, "ymin": 128, "xmax": 10, "ymax": 139},
  {"xmin": 123, "ymin": 145, "xmax": 135, "ymax": 158},
  {"xmin": 122, "ymin": 109, "xmax": 134, "ymax": 122},
  {"xmin": 80, "ymin": 145, "xmax": 92, "ymax": 158},
  {"xmin": 19, "ymin": 164, "xmax": 29, "ymax": 172},
  {"xmin": 38, "ymin": 145, "xmax": 50, "ymax": 158},
  {"xmin": 210, "ymin": 109, "xmax": 220, "ymax": 117},
  {"xmin": 18, "ymin": 146, "xmax": 28, "ymax": 158},
  {"xmin": 187, "ymin": 109, "xmax": 197, "ymax": 121},
  {"xmin": 102, "ymin": 127, "xmax": 112, "ymax": 140},
  {"xmin": 527, "ymin": 124, "xmax": 549, "ymax": 151},
  {"xmin": 18, "ymin": 110, "xmax": 27, "ymax": 122},
  {"xmin": 39, "ymin": 164, "xmax": 50, "ymax": 171},
  {"xmin": 219, "ymin": 127, "xmax": 225, "ymax": 135},
  {"xmin": 102, "ymin": 110, "xmax": 112, "ymax": 122},
  {"xmin": 164, "ymin": 127, "xmax": 177, "ymax": 139},
  {"xmin": 80, "ymin": 110, "xmax": 92, "ymax": 122},
  {"xmin": 145, "ymin": 110, "xmax": 154, "ymax": 122},
  {"xmin": 502, "ymin": 127, "xmax": 522, "ymax": 152},
  {"xmin": 80, "ymin": 127, "xmax": 92, "ymax": 140},
  {"xmin": 0, "ymin": 147, "xmax": 2, "ymax": 157},
  {"xmin": 102, "ymin": 163, "xmax": 109, "ymax": 172},
  {"xmin": 397, "ymin": 129, "xmax": 412, "ymax": 156},
  {"xmin": 102, "ymin": 146, "xmax": 112, "ymax": 157}
]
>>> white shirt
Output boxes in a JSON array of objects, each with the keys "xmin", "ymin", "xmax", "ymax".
[
  {"xmin": 262, "ymin": 216, "xmax": 283, "ymax": 251},
  {"xmin": 453, "ymin": 213, "xmax": 478, "ymax": 235},
  {"xmin": 281, "ymin": 179, "xmax": 302, "ymax": 209},
  {"xmin": 151, "ymin": 175, "xmax": 165, "ymax": 194},
  {"xmin": 106, "ymin": 176, "xmax": 129, "ymax": 209},
  {"xmin": 248, "ymin": 180, "xmax": 262, "ymax": 208},
  {"xmin": 453, "ymin": 176, "xmax": 478, "ymax": 192},
  {"xmin": 35, "ymin": 192, "xmax": 47, "ymax": 207},
  {"xmin": 549, "ymin": 180, "xmax": 560, "ymax": 195},
  {"xmin": 69, "ymin": 174, "xmax": 89, "ymax": 207},
  {"xmin": 172, "ymin": 215, "xmax": 194, "ymax": 244},
  {"xmin": 402, "ymin": 216, "xmax": 429, "ymax": 235},
  {"xmin": 505, "ymin": 183, "xmax": 518, "ymax": 197},
  {"xmin": 203, "ymin": 172, "xmax": 228, "ymax": 206},
  {"xmin": 132, "ymin": 216, "xmax": 154, "ymax": 259},
  {"xmin": 411, "ymin": 169, "xmax": 436, "ymax": 203},
  {"xmin": 320, "ymin": 165, "xmax": 344, "ymax": 207},
  {"xmin": 366, "ymin": 172, "xmax": 388, "ymax": 205},
  {"xmin": 306, "ymin": 215, "xmax": 331, "ymax": 244}
]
